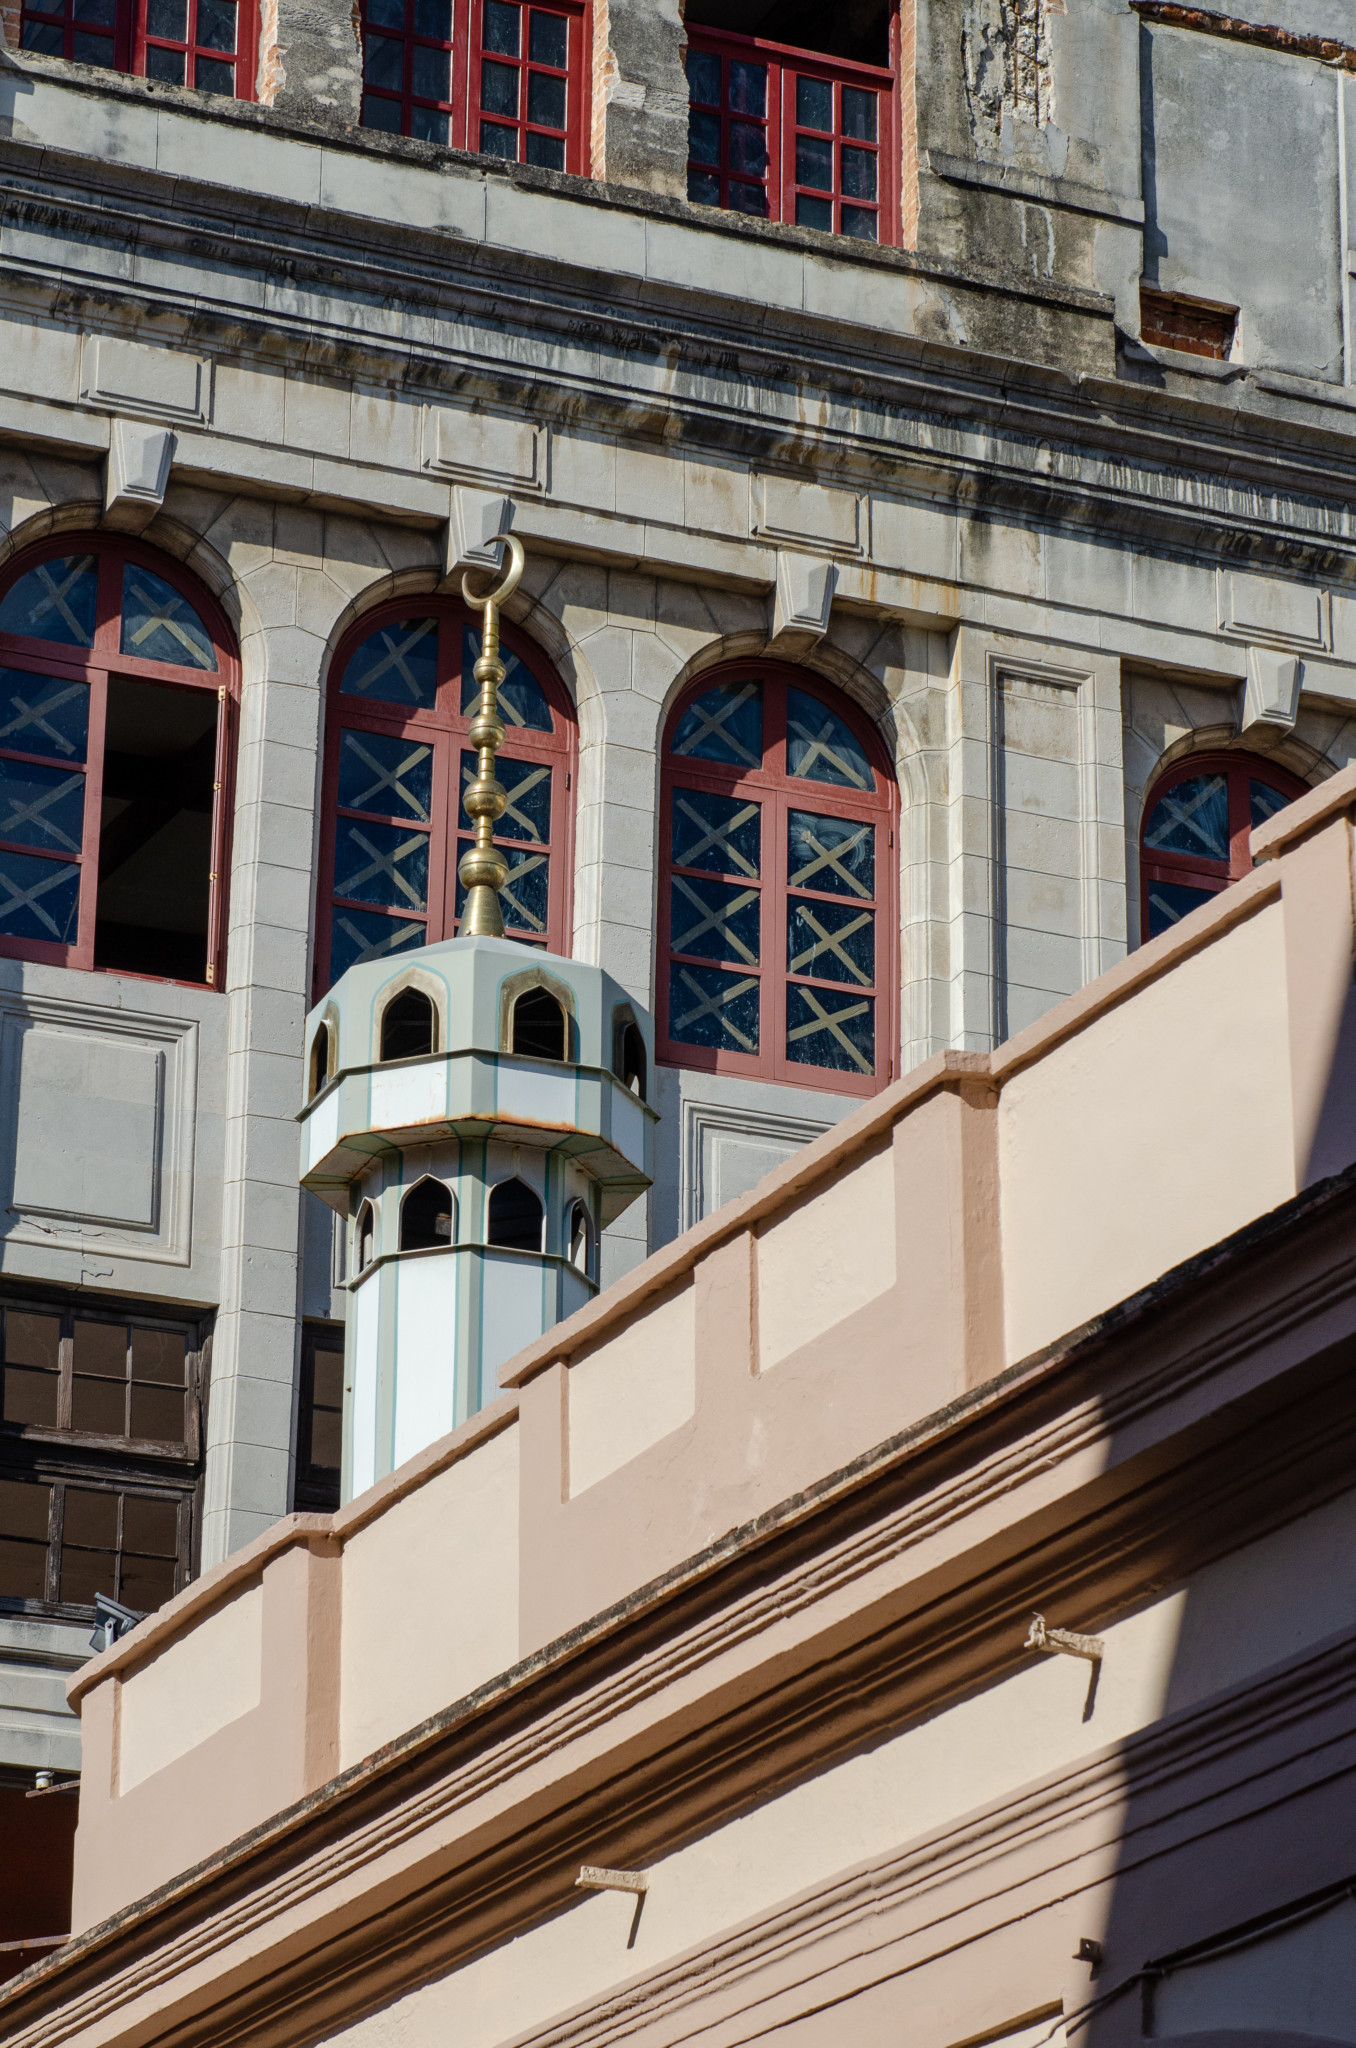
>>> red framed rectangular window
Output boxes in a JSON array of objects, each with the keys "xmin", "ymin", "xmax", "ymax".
[
  {"xmin": 19, "ymin": 0, "xmax": 258, "ymax": 97},
  {"xmin": 685, "ymin": 27, "xmax": 896, "ymax": 244},
  {"xmin": 360, "ymin": 0, "xmax": 588, "ymax": 170}
]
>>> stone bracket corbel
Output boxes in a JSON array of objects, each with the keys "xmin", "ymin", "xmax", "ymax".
[
  {"xmin": 102, "ymin": 419, "xmax": 174, "ymax": 533},
  {"xmin": 1242, "ymin": 646, "xmax": 1303, "ymax": 738},
  {"xmin": 1025, "ymin": 1611, "xmax": 1104, "ymax": 1662},
  {"xmin": 441, "ymin": 488, "xmax": 515, "ymax": 588},
  {"xmin": 766, "ymin": 550, "xmax": 837, "ymax": 658}
]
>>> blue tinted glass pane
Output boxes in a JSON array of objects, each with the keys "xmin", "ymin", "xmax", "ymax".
[
  {"xmin": 1146, "ymin": 877, "xmax": 1216, "ymax": 939},
  {"xmin": 786, "ymin": 688, "xmax": 872, "ymax": 789},
  {"xmin": 120, "ymin": 565, "xmax": 216, "ymax": 670},
  {"xmin": 0, "ymin": 758, "xmax": 86, "ymax": 855},
  {"xmin": 671, "ymin": 681, "xmax": 762, "ymax": 768},
  {"xmin": 460, "ymin": 750, "xmax": 551, "ymax": 841},
  {"xmin": 461, "ymin": 628, "xmax": 552, "ymax": 729},
  {"xmin": 1250, "ymin": 779, "xmax": 1292, "ymax": 830},
  {"xmin": 796, "ymin": 74, "xmax": 831, "ymax": 129},
  {"xmin": 332, "ymin": 816, "xmax": 430, "ymax": 912},
  {"xmin": 670, "ymin": 786, "xmax": 760, "ymax": 878},
  {"xmin": 342, "ymin": 618, "xmax": 439, "ymax": 707},
  {"xmin": 0, "ymin": 851, "xmax": 80, "ymax": 944},
  {"xmin": 483, "ymin": 0, "xmax": 519, "ymax": 52},
  {"xmin": 796, "ymin": 133, "xmax": 832, "ymax": 190},
  {"xmin": 796, "ymin": 192, "xmax": 833, "ymax": 231},
  {"xmin": 669, "ymin": 872, "xmax": 760, "ymax": 966},
  {"xmin": 841, "ymin": 145, "xmax": 876, "ymax": 199},
  {"xmin": 688, "ymin": 167, "xmax": 720, "ymax": 205},
  {"xmin": 689, "ymin": 106, "xmax": 721, "ymax": 165},
  {"xmin": 455, "ymin": 846, "xmax": 549, "ymax": 934},
  {"xmin": 668, "ymin": 960, "xmax": 759, "ymax": 1054},
  {"xmin": 728, "ymin": 58, "xmax": 764, "ymax": 115},
  {"xmin": 787, "ymin": 896, "xmax": 873, "ymax": 986},
  {"xmin": 337, "ymin": 729, "xmax": 433, "ymax": 821},
  {"xmin": 786, "ymin": 984, "xmax": 873, "ymax": 1074},
  {"xmin": 0, "ymin": 671, "xmax": 90, "ymax": 762},
  {"xmin": 841, "ymin": 84, "xmax": 876, "ymax": 140},
  {"xmin": 329, "ymin": 904, "xmax": 425, "ymax": 982},
  {"xmin": 1143, "ymin": 774, "xmax": 1229, "ymax": 861},
  {"xmin": 685, "ymin": 47, "xmax": 719, "ymax": 103},
  {"xmin": 729, "ymin": 119, "xmax": 766, "ymax": 176},
  {"xmin": 787, "ymin": 810, "xmax": 874, "ymax": 898},
  {"xmin": 0, "ymin": 556, "xmax": 97, "ymax": 648}
]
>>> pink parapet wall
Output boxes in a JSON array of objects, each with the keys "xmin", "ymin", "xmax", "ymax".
[{"xmin": 46, "ymin": 764, "xmax": 1356, "ymax": 1963}]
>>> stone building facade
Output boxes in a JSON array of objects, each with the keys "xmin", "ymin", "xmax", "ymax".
[{"xmin": 0, "ymin": 0, "xmax": 1355, "ymax": 1917}]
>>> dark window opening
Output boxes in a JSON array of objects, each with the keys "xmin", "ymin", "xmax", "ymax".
[
  {"xmin": 381, "ymin": 986, "xmax": 436, "ymax": 1061},
  {"xmin": 93, "ymin": 673, "xmax": 218, "ymax": 981},
  {"xmin": 512, "ymin": 986, "xmax": 567, "ymax": 1060},
  {"xmin": 1140, "ymin": 288, "xmax": 1238, "ymax": 361},
  {"xmin": 0, "ymin": 1781, "xmax": 76, "ymax": 1985},
  {"xmin": 487, "ymin": 1176, "xmax": 543, "ymax": 1251},
  {"xmin": 400, "ymin": 1175, "xmax": 455, "ymax": 1250},
  {"xmin": 357, "ymin": 1201, "xmax": 376, "ymax": 1270},
  {"xmin": 684, "ymin": 0, "xmax": 890, "ymax": 66},
  {"xmin": 0, "ymin": 1472, "xmax": 184, "ymax": 1614},
  {"xmin": 310, "ymin": 1022, "xmax": 332, "ymax": 1097},
  {"xmin": 567, "ymin": 1198, "xmax": 593, "ymax": 1276},
  {"xmin": 1, "ymin": 1302, "xmax": 192, "ymax": 1448},
  {"xmin": 613, "ymin": 1016, "xmax": 646, "ymax": 1098},
  {"xmin": 294, "ymin": 1322, "xmax": 343, "ymax": 1514}
]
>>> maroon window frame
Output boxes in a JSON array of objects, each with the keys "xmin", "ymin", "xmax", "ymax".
[
  {"xmin": 1140, "ymin": 750, "xmax": 1307, "ymax": 943},
  {"xmin": 316, "ymin": 598, "xmax": 576, "ymax": 997},
  {"xmin": 19, "ymin": 0, "xmax": 259, "ymax": 98},
  {"xmin": 658, "ymin": 662, "xmax": 897, "ymax": 1097},
  {"xmin": 359, "ymin": 0, "xmax": 590, "ymax": 170},
  {"xmin": 685, "ymin": 26, "xmax": 898, "ymax": 244},
  {"xmin": 0, "ymin": 536, "xmax": 237, "ymax": 987}
]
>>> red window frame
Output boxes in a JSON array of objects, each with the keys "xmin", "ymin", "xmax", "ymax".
[
  {"xmin": 658, "ymin": 662, "xmax": 898, "ymax": 1097},
  {"xmin": 0, "ymin": 536, "xmax": 238, "ymax": 988},
  {"xmin": 316, "ymin": 598, "xmax": 576, "ymax": 998},
  {"xmin": 18, "ymin": 0, "xmax": 259, "ymax": 98},
  {"xmin": 1140, "ymin": 749, "xmax": 1307, "ymax": 942},
  {"xmin": 684, "ymin": 25, "xmax": 898, "ymax": 245},
  {"xmin": 359, "ymin": 0, "xmax": 589, "ymax": 171}
]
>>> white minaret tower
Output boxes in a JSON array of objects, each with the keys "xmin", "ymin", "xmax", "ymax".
[{"xmin": 298, "ymin": 540, "xmax": 655, "ymax": 1502}]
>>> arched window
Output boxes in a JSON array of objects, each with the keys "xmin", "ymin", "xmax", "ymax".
[
  {"xmin": 1140, "ymin": 751, "xmax": 1307, "ymax": 941},
  {"xmin": 309, "ymin": 1022, "xmax": 332, "ymax": 1098},
  {"xmin": 511, "ymin": 985, "xmax": 567, "ymax": 1060},
  {"xmin": 486, "ymin": 1176, "xmax": 543, "ymax": 1251},
  {"xmin": 613, "ymin": 1010, "xmax": 646, "ymax": 1098},
  {"xmin": 566, "ymin": 1197, "xmax": 594, "ymax": 1278},
  {"xmin": 18, "ymin": 0, "xmax": 259, "ymax": 98},
  {"xmin": 380, "ymin": 986, "xmax": 436, "ymax": 1061},
  {"xmin": 0, "ymin": 537, "xmax": 237, "ymax": 984},
  {"xmin": 356, "ymin": 1201, "xmax": 376, "ymax": 1270},
  {"xmin": 658, "ymin": 663, "xmax": 897, "ymax": 1094},
  {"xmin": 317, "ymin": 600, "xmax": 575, "ymax": 993},
  {"xmin": 399, "ymin": 1176, "xmax": 456, "ymax": 1250}
]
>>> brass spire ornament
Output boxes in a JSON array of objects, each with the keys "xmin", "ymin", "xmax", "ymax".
[{"xmin": 457, "ymin": 533, "xmax": 526, "ymax": 939}]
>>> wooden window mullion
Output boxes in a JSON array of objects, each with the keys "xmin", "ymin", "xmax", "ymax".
[{"xmin": 46, "ymin": 1479, "xmax": 64, "ymax": 1608}]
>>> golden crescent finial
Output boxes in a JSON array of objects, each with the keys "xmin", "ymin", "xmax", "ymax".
[{"xmin": 461, "ymin": 532, "xmax": 524, "ymax": 612}]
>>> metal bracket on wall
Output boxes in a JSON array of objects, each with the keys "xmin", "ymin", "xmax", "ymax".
[{"xmin": 1025, "ymin": 1611, "xmax": 1105, "ymax": 1662}]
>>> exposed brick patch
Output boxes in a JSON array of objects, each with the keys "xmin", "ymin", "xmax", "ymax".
[
  {"xmin": 256, "ymin": 0, "xmax": 283, "ymax": 105},
  {"xmin": 1130, "ymin": 1, "xmax": 1356, "ymax": 73},
  {"xmin": 590, "ymin": 0, "xmax": 612, "ymax": 179},
  {"xmin": 897, "ymin": 0, "xmax": 919, "ymax": 248},
  {"xmin": 0, "ymin": 0, "xmax": 21, "ymax": 54}
]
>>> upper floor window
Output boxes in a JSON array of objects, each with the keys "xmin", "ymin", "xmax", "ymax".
[
  {"xmin": 1140, "ymin": 750, "xmax": 1306, "ymax": 941},
  {"xmin": 317, "ymin": 599, "xmax": 575, "ymax": 993},
  {"xmin": 658, "ymin": 663, "xmax": 897, "ymax": 1095},
  {"xmin": 0, "ymin": 538, "xmax": 237, "ymax": 985},
  {"xmin": 684, "ymin": 23, "xmax": 896, "ymax": 243},
  {"xmin": 19, "ymin": 0, "xmax": 258, "ymax": 97},
  {"xmin": 360, "ymin": 0, "xmax": 588, "ymax": 170}
]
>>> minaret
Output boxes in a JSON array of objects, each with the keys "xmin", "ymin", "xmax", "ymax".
[{"xmin": 298, "ymin": 539, "xmax": 655, "ymax": 1502}]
